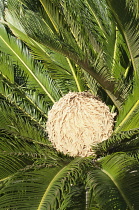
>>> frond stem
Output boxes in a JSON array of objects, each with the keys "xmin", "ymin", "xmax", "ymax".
[
  {"xmin": 111, "ymin": 27, "xmax": 118, "ymax": 74},
  {"xmin": 102, "ymin": 169, "xmax": 133, "ymax": 210},
  {"xmin": 85, "ymin": 0, "xmax": 106, "ymax": 39},
  {"xmin": 39, "ymin": 0, "xmax": 59, "ymax": 33},
  {"xmin": 115, "ymin": 100, "xmax": 139, "ymax": 132},
  {"xmin": 66, "ymin": 58, "xmax": 82, "ymax": 92},
  {"xmin": 1, "ymin": 74, "xmax": 48, "ymax": 119},
  {"xmin": 0, "ymin": 35, "xmax": 56, "ymax": 103}
]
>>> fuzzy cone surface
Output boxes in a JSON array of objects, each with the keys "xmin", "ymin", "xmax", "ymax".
[{"xmin": 46, "ymin": 92, "xmax": 115, "ymax": 157}]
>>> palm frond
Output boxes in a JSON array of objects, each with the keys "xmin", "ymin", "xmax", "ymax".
[
  {"xmin": 111, "ymin": 28, "xmax": 131, "ymax": 79},
  {"xmin": 36, "ymin": 157, "xmax": 91, "ymax": 210},
  {"xmin": 0, "ymin": 129, "xmax": 63, "ymax": 196},
  {"xmin": 4, "ymin": 8, "xmax": 114, "ymax": 100},
  {"xmin": 0, "ymin": 166, "xmax": 63, "ymax": 209},
  {"xmin": 0, "ymin": 129, "xmax": 65, "ymax": 183},
  {"xmin": 1, "ymin": 15, "xmax": 87, "ymax": 94},
  {"xmin": 0, "ymin": 157, "xmax": 91, "ymax": 209},
  {"xmin": 115, "ymin": 81, "xmax": 139, "ymax": 131},
  {"xmin": 94, "ymin": 127, "xmax": 139, "ymax": 157},
  {"xmin": 64, "ymin": 184, "xmax": 88, "ymax": 210},
  {"xmin": 0, "ymin": 100, "xmax": 71, "ymax": 180},
  {"xmin": 0, "ymin": 0, "xmax": 5, "ymax": 22},
  {"xmin": 115, "ymin": 70, "xmax": 139, "ymax": 132},
  {"xmin": 107, "ymin": 0, "xmax": 139, "ymax": 74},
  {"xmin": 0, "ymin": 74, "xmax": 49, "ymax": 127},
  {"xmin": 86, "ymin": 153, "xmax": 139, "ymax": 209},
  {"xmin": 0, "ymin": 154, "xmax": 33, "ymax": 182},
  {"xmin": 0, "ymin": 24, "xmax": 62, "ymax": 103},
  {"xmin": 3, "ymin": 0, "xmax": 128, "ymax": 108},
  {"xmin": 0, "ymin": 101, "xmax": 49, "ymax": 146},
  {"xmin": 82, "ymin": 70, "xmax": 99, "ymax": 96},
  {"xmin": 66, "ymin": 58, "xmax": 85, "ymax": 92},
  {"xmin": 0, "ymin": 102, "xmax": 57, "ymax": 165},
  {"xmin": 104, "ymin": 0, "xmax": 139, "ymax": 131},
  {"xmin": 0, "ymin": 51, "xmax": 15, "ymax": 82}
]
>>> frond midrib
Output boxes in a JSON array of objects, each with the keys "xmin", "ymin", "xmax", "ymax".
[
  {"xmin": 1, "ymin": 74, "xmax": 48, "ymax": 120},
  {"xmin": 37, "ymin": 164, "xmax": 67, "ymax": 210},
  {"xmin": 0, "ymin": 34, "xmax": 56, "ymax": 103},
  {"xmin": 102, "ymin": 168, "xmax": 133, "ymax": 210},
  {"xmin": 107, "ymin": 0, "xmax": 139, "ymax": 74},
  {"xmin": 66, "ymin": 58, "xmax": 82, "ymax": 92},
  {"xmin": 37, "ymin": 157, "xmax": 84, "ymax": 209},
  {"xmin": 115, "ymin": 100, "xmax": 139, "ymax": 132},
  {"xmin": 85, "ymin": 0, "xmax": 106, "ymax": 39},
  {"xmin": 39, "ymin": 0, "xmax": 59, "ymax": 33}
]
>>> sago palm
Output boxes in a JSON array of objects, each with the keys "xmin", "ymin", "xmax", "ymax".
[{"xmin": 0, "ymin": 0, "xmax": 139, "ymax": 209}]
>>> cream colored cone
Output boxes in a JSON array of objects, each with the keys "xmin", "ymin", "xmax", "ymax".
[{"xmin": 46, "ymin": 92, "xmax": 115, "ymax": 157}]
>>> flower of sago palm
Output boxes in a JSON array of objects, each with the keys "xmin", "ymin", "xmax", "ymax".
[{"xmin": 46, "ymin": 92, "xmax": 115, "ymax": 157}]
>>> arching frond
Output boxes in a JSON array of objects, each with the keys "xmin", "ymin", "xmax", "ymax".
[
  {"xmin": 106, "ymin": 0, "xmax": 139, "ymax": 74},
  {"xmin": 0, "ymin": 74, "xmax": 49, "ymax": 127},
  {"xmin": 103, "ymin": 0, "xmax": 139, "ymax": 131},
  {"xmin": 94, "ymin": 127, "xmax": 139, "ymax": 157},
  {"xmin": 36, "ymin": 157, "xmax": 91, "ymax": 210},
  {"xmin": 3, "ymin": 0, "xmax": 127, "ymax": 108},
  {"xmin": 0, "ymin": 25, "xmax": 61, "ymax": 104},
  {"xmin": 115, "ymin": 95, "xmax": 139, "ymax": 132},
  {"xmin": 0, "ymin": 166, "xmax": 63, "ymax": 209},
  {"xmin": 0, "ymin": 154, "xmax": 34, "ymax": 182},
  {"xmin": 0, "ymin": 100, "xmax": 71, "ymax": 184},
  {"xmin": 0, "ymin": 1, "xmax": 139, "ymax": 209},
  {"xmin": 1, "ymin": 17, "xmax": 87, "ymax": 94},
  {"xmin": 86, "ymin": 153, "xmax": 139, "ymax": 209},
  {"xmin": 0, "ymin": 101, "xmax": 49, "ymax": 146},
  {"xmin": 0, "ymin": 157, "xmax": 91, "ymax": 209},
  {"xmin": 110, "ymin": 28, "xmax": 131, "ymax": 80}
]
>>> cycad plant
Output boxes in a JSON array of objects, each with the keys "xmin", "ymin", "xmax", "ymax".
[{"xmin": 0, "ymin": 0, "xmax": 139, "ymax": 209}]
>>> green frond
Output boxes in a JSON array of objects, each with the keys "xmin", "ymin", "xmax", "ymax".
[
  {"xmin": 0, "ymin": 51, "xmax": 15, "ymax": 82},
  {"xmin": 0, "ymin": 154, "xmax": 33, "ymax": 182},
  {"xmin": 0, "ymin": 131, "xmax": 61, "ymax": 192},
  {"xmin": 0, "ymin": 157, "xmax": 91, "ymax": 209},
  {"xmin": 83, "ymin": 0, "xmax": 118, "ymax": 71},
  {"xmin": 0, "ymin": 166, "xmax": 63, "ymax": 209},
  {"xmin": 82, "ymin": 70, "xmax": 99, "ymax": 96},
  {"xmin": 0, "ymin": 100, "xmax": 70, "ymax": 184},
  {"xmin": 39, "ymin": 0, "xmax": 60, "ymax": 33},
  {"xmin": 86, "ymin": 153, "xmax": 139, "ymax": 209},
  {"xmin": 110, "ymin": 0, "xmax": 139, "ymax": 132},
  {"xmin": 94, "ymin": 127, "xmax": 139, "ymax": 157},
  {"xmin": 0, "ymin": 44, "xmax": 83, "ymax": 124},
  {"xmin": 0, "ymin": 25, "xmax": 61, "ymax": 104},
  {"xmin": 0, "ymin": 42, "xmax": 85, "ymax": 115},
  {"xmin": 0, "ymin": 101, "xmax": 49, "ymax": 145},
  {"xmin": 63, "ymin": 185, "xmax": 86, "ymax": 210},
  {"xmin": 0, "ymin": 1, "xmax": 139, "ymax": 209},
  {"xmin": 36, "ymin": 157, "xmax": 91, "ymax": 210},
  {"xmin": 106, "ymin": 0, "xmax": 139, "ymax": 74},
  {"xmin": 2, "ymin": 15, "xmax": 87, "ymax": 93},
  {"xmin": 0, "ymin": 128, "xmax": 65, "ymax": 179},
  {"xmin": 66, "ymin": 58, "xmax": 85, "ymax": 92},
  {"xmin": 0, "ymin": 0, "xmax": 5, "ymax": 19},
  {"xmin": 115, "ymin": 80, "xmax": 139, "ymax": 131},
  {"xmin": 0, "ymin": 102, "xmax": 54, "ymax": 162},
  {"xmin": 5, "ymin": 0, "xmax": 80, "ymax": 58},
  {"xmin": 0, "ymin": 74, "xmax": 49, "ymax": 127},
  {"xmin": 4, "ymin": 0, "xmax": 125, "ymax": 108},
  {"xmin": 111, "ymin": 28, "xmax": 131, "ymax": 79}
]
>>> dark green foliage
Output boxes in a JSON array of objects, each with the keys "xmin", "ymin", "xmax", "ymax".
[{"xmin": 0, "ymin": 0, "xmax": 139, "ymax": 209}]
